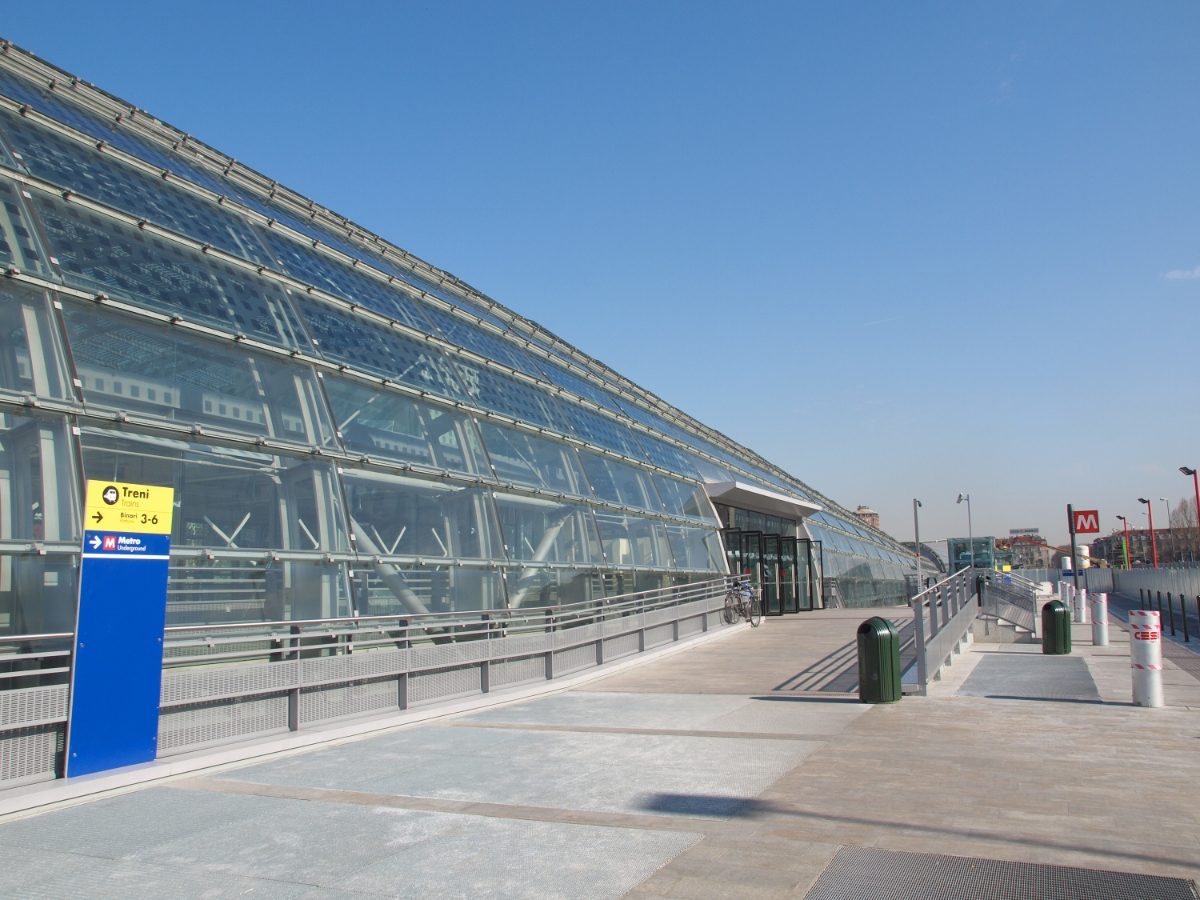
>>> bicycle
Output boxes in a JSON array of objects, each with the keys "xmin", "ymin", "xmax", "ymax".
[{"xmin": 723, "ymin": 578, "xmax": 762, "ymax": 627}]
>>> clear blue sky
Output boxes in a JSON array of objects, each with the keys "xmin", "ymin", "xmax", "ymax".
[{"xmin": 5, "ymin": 2, "xmax": 1199, "ymax": 548}]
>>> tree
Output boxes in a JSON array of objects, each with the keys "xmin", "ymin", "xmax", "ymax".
[{"xmin": 1171, "ymin": 496, "xmax": 1196, "ymax": 529}]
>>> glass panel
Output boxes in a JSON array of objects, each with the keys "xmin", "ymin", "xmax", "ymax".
[
  {"xmin": 504, "ymin": 566, "xmax": 603, "ymax": 609},
  {"xmin": 0, "ymin": 412, "xmax": 80, "ymax": 543},
  {"xmin": 492, "ymin": 493, "xmax": 601, "ymax": 565},
  {"xmin": 0, "ymin": 552, "xmax": 79, "ymax": 641},
  {"xmin": 258, "ymin": 229, "xmax": 434, "ymax": 332},
  {"xmin": 342, "ymin": 470, "xmax": 501, "ymax": 561},
  {"xmin": 537, "ymin": 359, "xmax": 625, "ymax": 413},
  {"xmin": 637, "ymin": 433, "xmax": 699, "ymax": 478},
  {"xmin": 79, "ymin": 428, "xmax": 349, "ymax": 552},
  {"xmin": 649, "ymin": 473, "xmax": 715, "ymax": 522},
  {"xmin": 0, "ymin": 177, "xmax": 48, "ymax": 275},
  {"xmin": 562, "ymin": 404, "xmax": 646, "ymax": 459},
  {"xmin": 323, "ymin": 375, "xmax": 487, "ymax": 474},
  {"xmin": 296, "ymin": 296, "xmax": 473, "ymax": 402},
  {"xmin": 664, "ymin": 525, "xmax": 724, "ymax": 572},
  {"xmin": 418, "ymin": 304, "xmax": 548, "ymax": 380},
  {"xmin": 63, "ymin": 302, "xmax": 335, "ymax": 446},
  {"xmin": 0, "ymin": 283, "xmax": 71, "ymax": 400},
  {"xmin": 593, "ymin": 511, "xmax": 670, "ymax": 568},
  {"xmin": 0, "ymin": 70, "xmax": 229, "ymax": 195},
  {"xmin": 576, "ymin": 451, "xmax": 658, "ymax": 511},
  {"xmin": 31, "ymin": 189, "xmax": 307, "ymax": 349},
  {"xmin": 353, "ymin": 562, "xmax": 506, "ymax": 615},
  {"xmin": 0, "ymin": 108, "xmax": 272, "ymax": 264},
  {"xmin": 467, "ymin": 364, "xmax": 568, "ymax": 433},
  {"xmin": 478, "ymin": 421, "xmax": 586, "ymax": 494},
  {"xmin": 165, "ymin": 557, "xmax": 350, "ymax": 625}
]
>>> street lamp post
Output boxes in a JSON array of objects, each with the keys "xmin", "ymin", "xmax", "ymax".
[
  {"xmin": 1161, "ymin": 497, "xmax": 1172, "ymax": 563},
  {"xmin": 1138, "ymin": 498, "xmax": 1159, "ymax": 567},
  {"xmin": 913, "ymin": 499, "xmax": 923, "ymax": 592},
  {"xmin": 1181, "ymin": 467, "xmax": 1200, "ymax": 562},
  {"xmin": 957, "ymin": 492, "xmax": 972, "ymax": 570},
  {"xmin": 1116, "ymin": 515, "xmax": 1130, "ymax": 570}
]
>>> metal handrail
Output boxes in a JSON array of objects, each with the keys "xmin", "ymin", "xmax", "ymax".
[
  {"xmin": 908, "ymin": 568, "xmax": 979, "ymax": 695},
  {"xmin": 979, "ymin": 572, "xmax": 1038, "ymax": 635},
  {"xmin": 161, "ymin": 577, "xmax": 730, "ymax": 671}
]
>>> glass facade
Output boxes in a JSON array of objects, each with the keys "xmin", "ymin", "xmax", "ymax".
[{"xmin": 0, "ymin": 43, "xmax": 917, "ymax": 641}]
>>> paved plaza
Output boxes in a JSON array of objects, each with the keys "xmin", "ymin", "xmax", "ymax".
[{"xmin": 1, "ymin": 599, "xmax": 1198, "ymax": 897}]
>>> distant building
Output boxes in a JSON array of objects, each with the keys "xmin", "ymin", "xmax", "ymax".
[
  {"xmin": 854, "ymin": 506, "xmax": 880, "ymax": 530},
  {"xmin": 996, "ymin": 535, "xmax": 1057, "ymax": 569}
]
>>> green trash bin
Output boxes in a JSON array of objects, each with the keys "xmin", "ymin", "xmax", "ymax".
[
  {"xmin": 1041, "ymin": 600, "xmax": 1072, "ymax": 655},
  {"xmin": 857, "ymin": 616, "xmax": 901, "ymax": 704}
]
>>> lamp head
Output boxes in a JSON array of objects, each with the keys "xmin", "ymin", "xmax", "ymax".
[
  {"xmin": 1117, "ymin": 515, "xmax": 1126, "ymax": 522},
  {"xmin": 1138, "ymin": 497, "xmax": 1150, "ymax": 505},
  {"xmin": 956, "ymin": 493, "xmax": 967, "ymax": 504},
  {"xmin": 1182, "ymin": 466, "xmax": 1196, "ymax": 476}
]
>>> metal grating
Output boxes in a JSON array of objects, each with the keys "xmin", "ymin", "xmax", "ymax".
[
  {"xmin": 300, "ymin": 649, "xmax": 407, "ymax": 684},
  {"xmin": 602, "ymin": 614, "xmax": 638, "ymax": 637},
  {"xmin": 554, "ymin": 644, "xmax": 597, "ymax": 676},
  {"xmin": 604, "ymin": 632, "xmax": 641, "ymax": 661},
  {"xmin": 678, "ymin": 615, "xmax": 703, "ymax": 637},
  {"xmin": 491, "ymin": 633, "xmax": 551, "ymax": 658},
  {"xmin": 0, "ymin": 726, "xmax": 60, "ymax": 785},
  {"xmin": 161, "ymin": 662, "xmax": 298, "ymax": 705},
  {"xmin": 157, "ymin": 695, "xmax": 289, "ymax": 755},
  {"xmin": 958, "ymin": 654, "xmax": 1101, "ymax": 702},
  {"xmin": 644, "ymin": 623, "xmax": 674, "ymax": 649},
  {"xmin": 408, "ymin": 667, "xmax": 481, "ymax": 706},
  {"xmin": 554, "ymin": 623, "xmax": 600, "ymax": 648},
  {"xmin": 409, "ymin": 641, "xmax": 489, "ymax": 671},
  {"xmin": 803, "ymin": 847, "xmax": 1198, "ymax": 900},
  {"xmin": 0, "ymin": 685, "xmax": 69, "ymax": 727},
  {"xmin": 490, "ymin": 655, "xmax": 546, "ymax": 689},
  {"xmin": 299, "ymin": 679, "xmax": 398, "ymax": 725}
]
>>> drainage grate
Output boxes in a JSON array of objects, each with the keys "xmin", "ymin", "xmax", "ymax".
[
  {"xmin": 957, "ymin": 654, "xmax": 1100, "ymax": 702},
  {"xmin": 803, "ymin": 847, "xmax": 1197, "ymax": 900}
]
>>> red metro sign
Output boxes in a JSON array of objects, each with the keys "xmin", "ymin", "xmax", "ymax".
[{"xmin": 1071, "ymin": 509, "xmax": 1100, "ymax": 534}]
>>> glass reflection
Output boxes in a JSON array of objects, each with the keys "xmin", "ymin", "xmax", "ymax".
[
  {"xmin": 323, "ymin": 375, "xmax": 487, "ymax": 474},
  {"xmin": 79, "ymin": 428, "xmax": 349, "ymax": 553},
  {"xmin": 479, "ymin": 421, "xmax": 587, "ymax": 494},
  {"xmin": 63, "ymin": 303, "xmax": 334, "ymax": 446}
]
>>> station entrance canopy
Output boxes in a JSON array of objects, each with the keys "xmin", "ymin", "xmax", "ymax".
[{"xmin": 703, "ymin": 481, "xmax": 822, "ymax": 523}]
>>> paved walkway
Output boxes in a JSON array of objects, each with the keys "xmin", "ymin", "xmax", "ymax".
[{"xmin": 1, "ymin": 606, "xmax": 1198, "ymax": 897}]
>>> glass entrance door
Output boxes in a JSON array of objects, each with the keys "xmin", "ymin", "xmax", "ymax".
[
  {"xmin": 761, "ymin": 534, "xmax": 781, "ymax": 615},
  {"xmin": 739, "ymin": 531, "xmax": 763, "ymax": 595},
  {"xmin": 779, "ymin": 537, "xmax": 799, "ymax": 613}
]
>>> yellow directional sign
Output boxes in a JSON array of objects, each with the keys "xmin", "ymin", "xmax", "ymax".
[{"xmin": 84, "ymin": 480, "xmax": 175, "ymax": 535}]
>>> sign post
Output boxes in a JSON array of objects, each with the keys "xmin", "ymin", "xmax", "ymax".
[
  {"xmin": 66, "ymin": 480, "xmax": 174, "ymax": 777},
  {"xmin": 1066, "ymin": 505, "xmax": 1100, "ymax": 597}
]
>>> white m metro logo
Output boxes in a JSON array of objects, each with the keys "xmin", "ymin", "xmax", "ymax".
[{"xmin": 1073, "ymin": 510, "xmax": 1100, "ymax": 534}]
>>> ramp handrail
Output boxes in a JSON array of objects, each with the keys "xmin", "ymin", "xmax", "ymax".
[
  {"xmin": 908, "ymin": 568, "xmax": 979, "ymax": 695},
  {"xmin": 979, "ymin": 572, "xmax": 1038, "ymax": 636}
]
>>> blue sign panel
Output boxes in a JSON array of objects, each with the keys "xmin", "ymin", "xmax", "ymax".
[{"xmin": 66, "ymin": 482, "xmax": 174, "ymax": 778}]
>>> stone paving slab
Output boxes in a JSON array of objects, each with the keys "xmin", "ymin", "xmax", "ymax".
[
  {"xmin": 0, "ymin": 787, "xmax": 700, "ymax": 899},
  {"xmin": 2, "ymin": 608, "xmax": 1198, "ymax": 899},
  {"xmin": 224, "ymin": 723, "xmax": 820, "ymax": 820}
]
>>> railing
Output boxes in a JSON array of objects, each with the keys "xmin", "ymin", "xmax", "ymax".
[
  {"xmin": 1020, "ymin": 568, "xmax": 1116, "ymax": 593},
  {"xmin": 908, "ymin": 568, "xmax": 979, "ymax": 695},
  {"xmin": 154, "ymin": 576, "xmax": 734, "ymax": 758},
  {"xmin": 0, "ymin": 631, "xmax": 73, "ymax": 788},
  {"xmin": 979, "ymin": 572, "xmax": 1038, "ymax": 636},
  {"xmin": 1114, "ymin": 566, "xmax": 1200, "ymax": 600},
  {"xmin": 0, "ymin": 577, "xmax": 739, "ymax": 788}
]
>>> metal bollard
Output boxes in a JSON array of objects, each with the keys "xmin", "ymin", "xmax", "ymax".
[
  {"xmin": 1077, "ymin": 587, "xmax": 1090, "ymax": 625},
  {"xmin": 1090, "ymin": 592, "xmax": 1109, "ymax": 646},
  {"xmin": 1129, "ymin": 610, "xmax": 1163, "ymax": 708}
]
